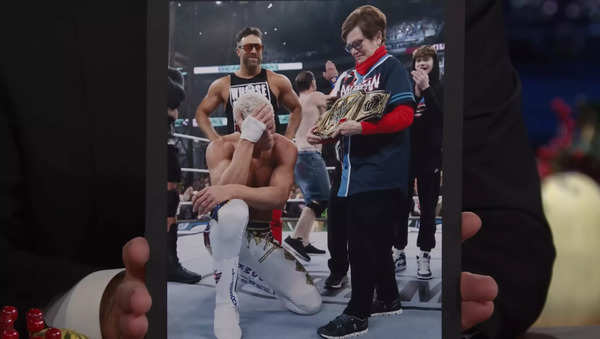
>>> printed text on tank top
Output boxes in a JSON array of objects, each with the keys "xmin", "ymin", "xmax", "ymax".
[{"xmin": 227, "ymin": 69, "xmax": 279, "ymax": 111}]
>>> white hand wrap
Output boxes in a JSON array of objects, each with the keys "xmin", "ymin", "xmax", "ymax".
[{"xmin": 240, "ymin": 116, "xmax": 266, "ymax": 143}]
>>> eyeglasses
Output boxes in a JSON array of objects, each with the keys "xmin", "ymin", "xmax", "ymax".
[
  {"xmin": 238, "ymin": 43, "xmax": 263, "ymax": 53},
  {"xmin": 344, "ymin": 39, "xmax": 364, "ymax": 53}
]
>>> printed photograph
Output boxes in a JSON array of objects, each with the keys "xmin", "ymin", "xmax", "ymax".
[{"xmin": 166, "ymin": 1, "xmax": 446, "ymax": 337}]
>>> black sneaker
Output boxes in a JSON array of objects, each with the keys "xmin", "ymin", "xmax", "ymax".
[
  {"xmin": 167, "ymin": 225, "xmax": 202, "ymax": 284},
  {"xmin": 304, "ymin": 243, "xmax": 326, "ymax": 254},
  {"xmin": 283, "ymin": 236, "xmax": 310, "ymax": 262},
  {"xmin": 370, "ymin": 297, "xmax": 403, "ymax": 317},
  {"xmin": 168, "ymin": 264, "xmax": 202, "ymax": 284},
  {"xmin": 317, "ymin": 314, "xmax": 368, "ymax": 338},
  {"xmin": 325, "ymin": 273, "xmax": 348, "ymax": 289}
]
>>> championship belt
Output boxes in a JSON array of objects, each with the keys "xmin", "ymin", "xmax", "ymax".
[{"xmin": 313, "ymin": 90, "xmax": 390, "ymax": 138}]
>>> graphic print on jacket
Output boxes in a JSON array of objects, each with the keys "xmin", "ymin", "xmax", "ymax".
[{"xmin": 333, "ymin": 53, "xmax": 416, "ymax": 197}]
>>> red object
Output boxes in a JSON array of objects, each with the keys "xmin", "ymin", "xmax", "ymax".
[
  {"xmin": 356, "ymin": 45, "xmax": 387, "ymax": 75},
  {"xmin": 1, "ymin": 329, "xmax": 18, "ymax": 339},
  {"xmin": 44, "ymin": 328, "xmax": 61, "ymax": 339},
  {"xmin": 535, "ymin": 97, "xmax": 577, "ymax": 178},
  {"xmin": 551, "ymin": 97, "xmax": 572, "ymax": 120},
  {"xmin": 0, "ymin": 314, "xmax": 14, "ymax": 332},
  {"xmin": 26, "ymin": 309, "xmax": 42, "ymax": 321},
  {"xmin": 26, "ymin": 308, "xmax": 45, "ymax": 337},
  {"xmin": 361, "ymin": 104, "xmax": 414, "ymax": 135},
  {"xmin": 26, "ymin": 319, "xmax": 45, "ymax": 336},
  {"xmin": 550, "ymin": 97, "xmax": 575, "ymax": 151},
  {"xmin": 1, "ymin": 307, "xmax": 17, "ymax": 323},
  {"xmin": 270, "ymin": 209, "xmax": 283, "ymax": 244}
]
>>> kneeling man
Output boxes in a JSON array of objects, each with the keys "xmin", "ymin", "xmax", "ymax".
[{"xmin": 193, "ymin": 92, "xmax": 322, "ymax": 339}]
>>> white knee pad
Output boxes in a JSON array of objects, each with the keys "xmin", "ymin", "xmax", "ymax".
[
  {"xmin": 209, "ymin": 199, "xmax": 249, "ymax": 260},
  {"xmin": 239, "ymin": 231, "xmax": 322, "ymax": 315}
]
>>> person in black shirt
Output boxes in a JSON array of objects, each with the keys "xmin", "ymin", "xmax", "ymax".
[
  {"xmin": 167, "ymin": 67, "xmax": 202, "ymax": 284},
  {"xmin": 195, "ymin": 27, "xmax": 302, "ymax": 141},
  {"xmin": 393, "ymin": 45, "xmax": 444, "ymax": 280},
  {"xmin": 461, "ymin": 1, "xmax": 556, "ymax": 337}
]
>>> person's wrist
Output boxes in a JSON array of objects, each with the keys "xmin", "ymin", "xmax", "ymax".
[
  {"xmin": 224, "ymin": 184, "xmax": 237, "ymax": 201},
  {"xmin": 238, "ymin": 138, "xmax": 257, "ymax": 147},
  {"xmin": 99, "ymin": 271, "xmax": 126, "ymax": 337},
  {"xmin": 355, "ymin": 121, "xmax": 363, "ymax": 134},
  {"xmin": 224, "ymin": 184, "xmax": 234, "ymax": 201}
]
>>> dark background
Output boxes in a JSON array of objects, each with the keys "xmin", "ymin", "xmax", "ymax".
[{"xmin": 505, "ymin": 0, "xmax": 600, "ymax": 149}]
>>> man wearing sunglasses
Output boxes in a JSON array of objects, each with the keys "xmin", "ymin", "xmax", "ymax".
[
  {"xmin": 195, "ymin": 27, "xmax": 302, "ymax": 142},
  {"xmin": 196, "ymin": 26, "xmax": 302, "ymax": 245}
]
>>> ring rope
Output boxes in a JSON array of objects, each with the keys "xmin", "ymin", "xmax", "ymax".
[
  {"xmin": 181, "ymin": 168, "xmax": 210, "ymax": 173},
  {"xmin": 173, "ymin": 133, "xmax": 210, "ymax": 143},
  {"xmin": 174, "ymin": 133, "xmax": 335, "ymax": 172}
]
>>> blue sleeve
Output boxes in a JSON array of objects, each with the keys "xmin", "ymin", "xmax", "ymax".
[{"xmin": 385, "ymin": 60, "xmax": 415, "ymax": 109}]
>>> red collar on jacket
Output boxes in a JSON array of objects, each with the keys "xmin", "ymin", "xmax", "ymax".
[{"xmin": 355, "ymin": 45, "xmax": 387, "ymax": 75}]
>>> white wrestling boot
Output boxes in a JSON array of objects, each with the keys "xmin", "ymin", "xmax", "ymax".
[{"xmin": 213, "ymin": 256, "xmax": 242, "ymax": 339}]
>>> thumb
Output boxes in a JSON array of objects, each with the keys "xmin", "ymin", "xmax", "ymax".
[
  {"xmin": 461, "ymin": 212, "xmax": 482, "ymax": 242},
  {"xmin": 122, "ymin": 237, "xmax": 149, "ymax": 280}
]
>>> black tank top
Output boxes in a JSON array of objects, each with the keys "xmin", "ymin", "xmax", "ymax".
[{"xmin": 224, "ymin": 68, "xmax": 280, "ymax": 133}]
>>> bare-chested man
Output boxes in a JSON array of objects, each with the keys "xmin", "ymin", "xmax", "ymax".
[
  {"xmin": 192, "ymin": 92, "xmax": 321, "ymax": 339},
  {"xmin": 283, "ymin": 71, "xmax": 331, "ymax": 262},
  {"xmin": 195, "ymin": 26, "xmax": 302, "ymax": 141}
]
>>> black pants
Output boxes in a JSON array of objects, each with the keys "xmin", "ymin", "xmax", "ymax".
[
  {"xmin": 395, "ymin": 156, "xmax": 441, "ymax": 252},
  {"xmin": 343, "ymin": 189, "xmax": 404, "ymax": 319},
  {"xmin": 326, "ymin": 162, "xmax": 349, "ymax": 276}
]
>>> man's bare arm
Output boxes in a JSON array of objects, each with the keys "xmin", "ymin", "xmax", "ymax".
[
  {"xmin": 195, "ymin": 77, "xmax": 227, "ymax": 141},
  {"xmin": 205, "ymin": 138, "xmax": 253, "ymax": 186},
  {"xmin": 195, "ymin": 138, "xmax": 297, "ymax": 214},
  {"xmin": 227, "ymin": 140, "xmax": 297, "ymax": 210},
  {"xmin": 274, "ymin": 74, "xmax": 302, "ymax": 139},
  {"xmin": 313, "ymin": 91, "xmax": 330, "ymax": 113}
]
